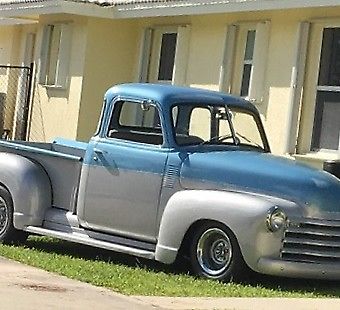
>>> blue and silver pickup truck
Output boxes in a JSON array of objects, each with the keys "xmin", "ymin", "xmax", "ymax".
[{"xmin": 0, "ymin": 83, "xmax": 340, "ymax": 282}]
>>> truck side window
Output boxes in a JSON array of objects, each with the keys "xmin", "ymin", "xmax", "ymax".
[
  {"xmin": 171, "ymin": 105, "xmax": 210, "ymax": 145},
  {"xmin": 189, "ymin": 107, "xmax": 211, "ymax": 141},
  {"xmin": 107, "ymin": 101, "xmax": 163, "ymax": 145}
]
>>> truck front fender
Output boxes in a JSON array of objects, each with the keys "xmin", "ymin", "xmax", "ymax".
[
  {"xmin": 0, "ymin": 153, "xmax": 51, "ymax": 229},
  {"xmin": 155, "ymin": 190, "xmax": 298, "ymax": 268}
]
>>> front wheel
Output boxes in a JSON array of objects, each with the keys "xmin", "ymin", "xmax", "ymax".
[
  {"xmin": 0, "ymin": 186, "xmax": 28, "ymax": 244},
  {"xmin": 189, "ymin": 222, "xmax": 246, "ymax": 282}
]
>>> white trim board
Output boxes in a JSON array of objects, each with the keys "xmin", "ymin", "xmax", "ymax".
[
  {"xmin": 0, "ymin": 17, "xmax": 37, "ymax": 24},
  {"xmin": 0, "ymin": 1, "xmax": 115, "ymax": 19}
]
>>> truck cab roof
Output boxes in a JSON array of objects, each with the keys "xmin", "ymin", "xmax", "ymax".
[{"xmin": 104, "ymin": 83, "xmax": 258, "ymax": 113}]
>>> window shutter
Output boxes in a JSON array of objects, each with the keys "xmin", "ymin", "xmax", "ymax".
[
  {"xmin": 55, "ymin": 23, "xmax": 72, "ymax": 88},
  {"xmin": 138, "ymin": 28, "xmax": 153, "ymax": 82},
  {"xmin": 248, "ymin": 21, "xmax": 270, "ymax": 103},
  {"xmin": 286, "ymin": 21, "xmax": 310, "ymax": 154},
  {"xmin": 219, "ymin": 24, "xmax": 237, "ymax": 93},
  {"xmin": 172, "ymin": 25, "xmax": 191, "ymax": 85},
  {"xmin": 39, "ymin": 25, "xmax": 51, "ymax": 84}
]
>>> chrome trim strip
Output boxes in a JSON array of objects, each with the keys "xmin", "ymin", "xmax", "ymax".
[
  {"xmin": 281, "ymin": 248, "xmax": 340, "ymax": 258},
  {"xmin": 285, "ymin": 227, "xmax": 340, "ymax": 238},
  {"xmin": 25, "ymin": 226, "xmax": 155, "ymax": 259},
  {"xmin": 283, "ymin": 237, "xmax": 340, "ymax": 248}
]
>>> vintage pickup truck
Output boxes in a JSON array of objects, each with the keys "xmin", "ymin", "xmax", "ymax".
[{"xmin": 0, "ymin": 83, "xmax": 340, "ymax": 282}]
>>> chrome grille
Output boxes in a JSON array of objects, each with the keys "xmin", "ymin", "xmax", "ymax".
[{"xmin": 281, "ymin": 218, "xmax": 340, "ymax": 263}]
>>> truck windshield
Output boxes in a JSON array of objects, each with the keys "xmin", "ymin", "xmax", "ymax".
[{"xmin": 171, "ymin": 104, "xmax": 266, "ymax": 151}]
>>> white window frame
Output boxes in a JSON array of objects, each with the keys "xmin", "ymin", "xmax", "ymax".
[
  {"xmin": 149, "ymin": 27, "xmax": 178, "ymax": 84},
  {"xmin": 137, "ymin": 25, "xmax": 190, "ymax": 85},
  {"xmin": 39, "ymin": 23, "xmax": 72, "ymax": 89},
  {"xmin": 219, "ymin": 21, "xmax": 270, "ymax": 104},
  {"xmin": 298, "ymin": 20, "xmax": 340, "ymax": 155}
]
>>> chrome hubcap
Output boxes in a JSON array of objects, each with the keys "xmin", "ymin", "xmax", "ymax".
[
  {"xmin": 0, "ymin": 197, "xmax": 8, "ymax": 235},
  {"xmin": 196, "ymin": 228, "xmax": 232, "ymax": 276}
]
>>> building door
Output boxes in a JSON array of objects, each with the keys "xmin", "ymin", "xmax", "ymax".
[{"xmin": 311, "ymin": 27, "xmax": 340, "ymax": 151}]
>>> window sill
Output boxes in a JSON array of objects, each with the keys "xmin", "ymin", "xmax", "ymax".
[
  {"xmin": 293, "ymin": 151, "xmax": 340, "ymax": 169},
  {"xmin": 40, "ymin": 84, "xmax": 67, "ymax": 90}
]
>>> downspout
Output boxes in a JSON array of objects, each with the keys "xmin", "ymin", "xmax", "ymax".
[{"xmin": 283, "ymin": 21, "xmax": 310, "ymax": 155}]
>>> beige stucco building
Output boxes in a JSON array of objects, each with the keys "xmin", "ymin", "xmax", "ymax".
[{"xmin": 0, "ymin": 0, "xmax": 340, "ymax": 168}]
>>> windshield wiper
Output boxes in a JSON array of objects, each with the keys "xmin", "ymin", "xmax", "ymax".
[
  {"xmin": 199, "ymin": 132, "xmax": 262, "ymax": 149},
  {"xmin": 199, "ymin": 134, "xmax": 239, "ymax": 146},
  {"xmin": 234, "ymin": 131, "xmax": 262, "ymax": 148}
]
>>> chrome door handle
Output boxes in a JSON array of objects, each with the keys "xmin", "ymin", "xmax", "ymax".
[
  {"xmin": 93, "ymin": 148, "xmax": 104, "ymax": 161},
  {"xmin": 94, "ymin": 148, "xmax": 103, "ymax": 154}
]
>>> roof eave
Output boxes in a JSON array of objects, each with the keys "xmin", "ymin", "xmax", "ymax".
[
  {"xmin": 1, "ymin": 0, "xmax": 340, "ymax": 20},
  {"xmin": 0, "ymin": 0, "xmax": 115, "ymax": 19},
  {"xmin": 115, "ymin": 0, "xmax": 340, "ymax": 19}
]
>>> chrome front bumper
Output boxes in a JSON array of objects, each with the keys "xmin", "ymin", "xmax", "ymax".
[{"xmin": 258, "ymin": 257, "xmax": 340, "ymax": 279}]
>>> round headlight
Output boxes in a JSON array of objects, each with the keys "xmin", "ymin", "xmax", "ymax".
[{"xmin": 266, "ymin": 207, "xmax": 287, "ymax": 232}]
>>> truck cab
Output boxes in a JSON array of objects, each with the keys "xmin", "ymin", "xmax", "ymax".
[{"xmin": 77, "ymin": 84, "xmax": 269, "ymax": 243}]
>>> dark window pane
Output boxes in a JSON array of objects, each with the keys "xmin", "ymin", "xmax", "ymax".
[
  {"xmin": 318, "ymin": 28, "xmax": 340, "ymax": 86},
  {"xmin": 158, "ymin": 33, "xmax": 177, "ymax": 81},
  {"xmin": 240, "ymin": 64, "xmax": 252, "ymax": 97},
  {"xmin": 312, "ymin": 91, "xmax": 340, "ymax": 150},
  {"xmin": 244, "ymin": 30, "xmax": 256, "ymax": 61}
]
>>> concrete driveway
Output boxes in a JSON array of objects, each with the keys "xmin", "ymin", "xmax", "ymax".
[
  {"xmin": 0, "ymin": 257, "xmax": 158, "ymax": 310},
  {"xmin": 2, "ymin": 257, "xmax": 340, "ymax": 310}
]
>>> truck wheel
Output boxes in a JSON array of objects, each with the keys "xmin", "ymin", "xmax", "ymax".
[
  {"xmin": 189, "ymin": 222, "xmax": 245, "ymax": 282},
  {"xmin": 0, "ymin": 186, "xmax": 28, "ymax": 244}
]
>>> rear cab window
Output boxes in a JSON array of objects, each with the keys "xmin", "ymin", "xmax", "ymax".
[{"xmin": 107, "ymin": 100, "xmax": 164, "ymax": 146}]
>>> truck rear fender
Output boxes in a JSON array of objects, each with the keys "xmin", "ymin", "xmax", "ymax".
[
  {"xmin": 155, "ymin": 190, "xmax": 295, "ymax": 267},
  {"xmin": 0, "ymin": 153, "xmax": 52, "ymax": 229}
]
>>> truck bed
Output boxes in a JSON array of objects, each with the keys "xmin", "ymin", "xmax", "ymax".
[{"xmin": 0, "ymin": 138, "xmax": 87, "ymax": 211}]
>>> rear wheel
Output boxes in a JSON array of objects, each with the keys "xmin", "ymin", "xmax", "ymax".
[
  {"xmin": 189, "ymin": 222, "xmax": 246, "ymax": 282},
  {"xmin": 0, "ymin": 186, "xmax": 28, "ymax": 244}
]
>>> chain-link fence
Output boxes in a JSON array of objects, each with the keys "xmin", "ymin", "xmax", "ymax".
[{"xmin": 0, "ymin": 64, "xmax": 33, "ymax": 141}]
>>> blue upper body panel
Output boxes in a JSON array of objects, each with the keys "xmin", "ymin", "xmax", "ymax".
[{"xmin": 180, "ymin": 149, "xmax": 340, "ymax": 213}]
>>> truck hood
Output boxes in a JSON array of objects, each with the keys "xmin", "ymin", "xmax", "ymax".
[{"xmin": 180, "ymin": 151, "xmax": 340, "ymax": 213}]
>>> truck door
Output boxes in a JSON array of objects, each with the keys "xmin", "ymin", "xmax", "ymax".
[{"xmin": 79, "ymin": 100, "xmax": 168, "ymax": 242}]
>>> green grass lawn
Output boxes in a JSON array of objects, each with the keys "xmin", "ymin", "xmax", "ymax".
[{"xmin": 1, "ymin": 236, "xmax": 340, "ymax": 297}]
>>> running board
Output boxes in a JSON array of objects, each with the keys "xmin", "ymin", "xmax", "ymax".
[{"xmin": 25, "ymin": 226, "xmax": 155, "ymax": 260}]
